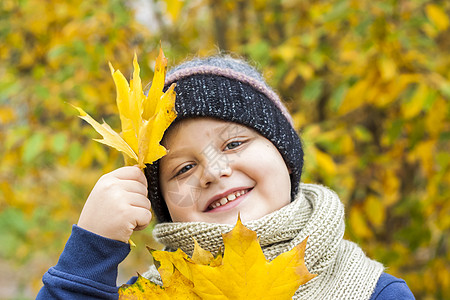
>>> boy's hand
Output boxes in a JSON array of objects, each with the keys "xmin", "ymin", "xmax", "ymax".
[{"xmin": 77, "ymin": 166, "xmax": 152, "ymax": 243}]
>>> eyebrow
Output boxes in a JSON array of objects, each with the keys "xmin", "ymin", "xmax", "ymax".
[
  {"xmin": 160, "ymin": 149, "xmax": 188, "ymax": 178},
  {"xmin": 213, "ymin": 123, "xmax": 232, "ymax": 134},
  {"xmin": 214, "ymin": 123, "xmax": 249, "ymax": 135},
  {"xmin": 164, "ymin": 146, "xmax": 191, "ymax": 160}
]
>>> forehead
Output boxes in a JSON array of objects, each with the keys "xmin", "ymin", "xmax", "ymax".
[{"xmin": 163, "ymin": 118, "xmax": 255, "ymax": 144}]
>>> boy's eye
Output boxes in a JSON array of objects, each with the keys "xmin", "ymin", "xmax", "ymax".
[
  {"xmin": 224, "ymin": 141, "xmax": 243, "ymax": 150},
  {"xmin": 175, "ymin": 164, "xmax": 195, "ymax": 177}
]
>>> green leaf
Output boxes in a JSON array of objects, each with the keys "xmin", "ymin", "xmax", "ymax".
[
  {"xmin": 301, "ymin": 79, "xmax": 323, "ymax": 102},
  {"xmin": 22, "ymin": 133, "xmax": 45, "ymax": 164},
  {"xmin": 52, "ymin": 133, "xmax": 67, "ymax": 154},
  {"xmin": 68, "ymin": 141, "xmax": 83, "ymax": 164},
  {"xmin": 330, "ymin": 83, "xmax": 347, "ymax": 111},
  {"xmin": 242, "ymin": 41, "xmax": 271, "ymax": 66},
  {"xmin": 322, "ymin": 0, "xmax": 348, "ymax": 22}
]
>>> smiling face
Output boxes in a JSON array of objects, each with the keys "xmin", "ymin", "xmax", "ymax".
[{"xmin": 159, "ymin": 118, "xmax": 291, "ymax": 224}]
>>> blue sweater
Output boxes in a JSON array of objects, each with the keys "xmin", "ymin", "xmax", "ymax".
[{"xmin": 37, "ymin": 225, "xmax": 415, "ymax": 299}]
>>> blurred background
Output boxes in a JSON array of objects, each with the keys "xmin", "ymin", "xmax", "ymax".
[{"xmin": 0, "ymin": 0, "xmax": 449, "ymax": 299}]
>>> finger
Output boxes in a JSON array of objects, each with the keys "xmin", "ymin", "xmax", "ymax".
[
  {"xmin": 128, "ymin": 194, "xmax": 151, "ymax": 211},
  {"xmin": 135, "ymin": 223, "xmax": 150, "ymax": 231},
  {"xmin": 112, "ymin": 166, "xmax": 148, "ymax": 187},
  {"xmin": 120, "ymin": 180, "xmax": 148, "ymax": 196},
  {"xmin": 133, "ymin": 207, "xmax": 152, "ymax": 231}
]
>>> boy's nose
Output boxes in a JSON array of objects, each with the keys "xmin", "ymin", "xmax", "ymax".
[{"xmin": 199, "ymin": 162, "xmax": 232, "ymax": 188}]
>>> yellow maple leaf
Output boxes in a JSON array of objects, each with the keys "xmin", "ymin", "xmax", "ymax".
[
  {"xmin": 72, "ymin": 105, "xmax": 138, "ymax": 162},
  {"xmin": 74, "ymin": 47, "xmax": 177, "ymax": 169},
  {"xmin": 119, "ymin": 270, "xmax": 200, "ymax": 300},
  {"xmin": 119, "ymin": 218, "xmax": 316, "ymax": 299}
]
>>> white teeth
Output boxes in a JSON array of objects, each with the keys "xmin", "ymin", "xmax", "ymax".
[{"xmin": 209, "ymin": 189, "xmax": 249, "ymax": 210}]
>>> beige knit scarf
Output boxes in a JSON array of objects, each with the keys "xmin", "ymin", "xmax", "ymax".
[{"xmin": 144, "ymin": 183, "xmax": 384, "ymax": 299}]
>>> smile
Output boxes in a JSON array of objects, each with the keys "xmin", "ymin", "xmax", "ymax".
[{"xmin": 208, "ymin": 188, "xmax": 252, "ymax": 211}]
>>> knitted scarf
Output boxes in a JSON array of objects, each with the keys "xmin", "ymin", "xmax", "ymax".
[{"xmin": 143, "ymin": 184, "xmax": 384, "ymax": 299}]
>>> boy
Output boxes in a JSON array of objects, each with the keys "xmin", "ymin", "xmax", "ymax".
[{"xmin": 38, "ymin": 56, "xmax": 415, "ymax": 299}]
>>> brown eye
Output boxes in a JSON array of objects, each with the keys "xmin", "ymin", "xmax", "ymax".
[
  {"xmin": 224, "ymin": 141, "xmax": 242, "ymax": 150},
  {"xmin": 175, "ymin": 164, "xmax": 195, "ymax": 177}
]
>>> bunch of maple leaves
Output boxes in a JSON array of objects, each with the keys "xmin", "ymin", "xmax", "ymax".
[
  {"xmin": 119, "ymin": 218, "xmax": 316, "ymax": 299},
  {"xmin": 73, "ymin": 47, "xmax": 176, "ymax": 169},
  {"xmin": 75, "ymin": 48, "xmax": 316, "ymax": 298}
]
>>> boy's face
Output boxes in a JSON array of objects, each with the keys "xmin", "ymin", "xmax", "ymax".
[{"xmin": 159, "ymin": 118, "xmax": 291, "ymax": 224}]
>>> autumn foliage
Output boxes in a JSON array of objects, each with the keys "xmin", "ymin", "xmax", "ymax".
[
  {"xmin": 74, "ymin": 49, "xmax": 177, "ymax": 169},
  {"xmin": 0, "ymin": 0, "xmax": 449, "ymax": 299},
  {"xmin": 119, "ymin": 218, "xmax": 315, "ymax": 299}
]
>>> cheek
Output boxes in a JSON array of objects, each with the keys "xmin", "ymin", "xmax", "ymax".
[
  {"xmin": 244, "ymin": 143, "xmax": 288, "ymax": 174},
  {"xmin": 251, "ymin": 145, "xmax": 291, "ymax": 198},
  {"xmin": 161, "ymin": 177, "xmax": 202, "ymax": 217}
]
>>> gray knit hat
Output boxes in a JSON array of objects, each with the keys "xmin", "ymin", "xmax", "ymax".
[{"xmin": 145, "ymin": 56, "xmax": 304, "ymax": 223}]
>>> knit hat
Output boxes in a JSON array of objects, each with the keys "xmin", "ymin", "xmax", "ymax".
[{"xmin": 145, "ymin": 56, "xmax": 304, "ymax": 223}]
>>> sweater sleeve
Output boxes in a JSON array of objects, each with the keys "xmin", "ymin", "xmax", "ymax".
[
  {"xmin": 37, "ymin": 225, "xmax": 131, "ymax": 299},
  {"xmin": 370, "ymin": 273, "xmax": 415, "ymax": 300}
]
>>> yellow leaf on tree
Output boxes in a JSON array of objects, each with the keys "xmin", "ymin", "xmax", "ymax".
[
  {"xmin": 401, "ymin": 83, "xmax": 428, "ymax": 119},
  {"xmin": 163, "ymin": 0, "xmax": 185, "ymax": 22},
  {"xmin": 74, "ymin": 48, "xmax": 177, "ymax": 169},
  {"xmin": 339, "ymin": 79, "xmax": 369, "ymax": 114},
  {"xmin": 364, "ymin": 195, "xmax": 385, "ymax": 228},
  {"xmin": 425, "ymin": 97, "xmax": 447, "ymax": 138},
  {"xmin": 426, "ymin": 4, "xmax": 450, "ymax": 32},
  {"xmin": 349, "ymin": 206, "xmax": 372, "ymax": 239},
  {"xmin": 379, "ymin": 56, "xmax": 397, "ymax": 80},
  {"xmin": 119, "ymin": 218, "xmax": 316, "ymax": 299},
  {"xmin": 314, "ymin": 146, "xmax": 337, "ymax": 176},
  {"xmin": 0, "ymin": 106, "xmax": 16, "ymax": 124}
]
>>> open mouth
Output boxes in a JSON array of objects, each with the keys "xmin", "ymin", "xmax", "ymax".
[{"xmin": 206, "ymin": 188, "xmax": 252, "ymax": 211}]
